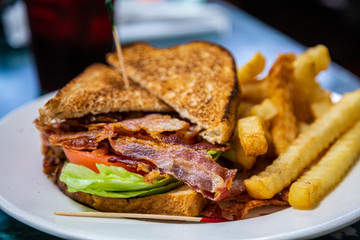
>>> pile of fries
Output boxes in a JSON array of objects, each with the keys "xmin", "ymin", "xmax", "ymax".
[{"xmin": 232, "ymin": 45, "xmax": 360, "ymax": 208}]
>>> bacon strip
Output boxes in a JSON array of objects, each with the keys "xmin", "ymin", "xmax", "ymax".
[
  {"xmin": 201, "ymin": 192, "xmax": 289, "ymax": 220},
  {"xmin": 223, "ymin": 199, "xmax": 288, "ymax": 220},
  {"xmin": 50, "ymin": 114, "xmax": 227, "ymax": 151},
  {"xmin": 49, "ymin": 130, "xmax": 101, "ymax": 150},
  {"xmin": 191, "ymin": 142, "xmax": 230, "ymax": 152},
  {"xmin": 114, "ymin": 114, "xmax": 189, "ymax": 135},
  {"xmin": 49, "ymin": 127, "xmax": 228, "ymax": 152},
  {"xmin": 109, "ymin": 136, "xmax": 236, "ymax": 201},
  {"xmin": 95, "ymin": 114, "xmax": 192, "ymax": 143},
  {"xmin": 147, "ymin": 132, "xmax": 229, "ymax": 151}
]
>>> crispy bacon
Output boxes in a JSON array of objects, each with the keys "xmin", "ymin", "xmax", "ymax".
[
  {"xmin": 94, "ymin": 114, "xmax": 191, "ymax": 143},
  {"xmin": 228, "ymin": 176, "xmax": 247, "ymax": 198},
  {"xmin": 154, "ymin": 133, "xmax": 226, "ymax": 152},
  {"xmin": 50, "ymin": 127, "xmax": 229, "ymax": 153},
  {"xmin": 109, "ymin": 136, "xmax": 236, "ymax": 201},
  {"xmin": 49, "ymin": 114, "xmax": 227, "ymax": 151},
  {"xmin": 191, "ymin": 142, "xmax": 230, "ymax": 152},
  {"xmin": 48, "ymin": 130, "xmax": 101, "ymax": 150},
  {"xmin": 113, "ymin": 114, "xmax": 190, "ymax": 135},
  {"xmin": 106, "ymin": 155, "xmax": 156, "ymax": 176},
  {"xmin": 201, "ymin": 192, "xmax": 289, "ymax": 220},
  {"xmin": 157, "ymin": 133, "xmax": 188, "ymax": 145},
  {"xmin": 42, "ymin": 145, "xmax": 65, "ymax": 176},
  {"xmin": 223, "ymin": 198, "xmax": 288, "ymax": 220},
  {"xmin": 35, "ymin": 112, "xmax": 159, "ymax": 137},
  {"xmin": 201, "ymin": 203, "xmax": 229, "ymax": 221}
]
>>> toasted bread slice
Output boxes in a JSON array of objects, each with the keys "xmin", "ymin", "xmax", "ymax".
[
  {"xmin": 107, "ymin": 42, "xmax": 240, "ymax": 144},
  {"xmin": 57, "ymin": 179, "xmax": 207, "ymax": 216},
  {"xmin": 39, "ymin": 64, "xmax": 172, "ymax": 123}
]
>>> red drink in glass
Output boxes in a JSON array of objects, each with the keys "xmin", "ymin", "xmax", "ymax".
[{"xmin": 25, "ymin": 0, "xmax": 113, "ymax": 92}]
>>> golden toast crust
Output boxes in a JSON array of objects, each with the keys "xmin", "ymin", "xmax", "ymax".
[
  {"xmin": 107, "ymin": 41, "xmax": 240, "ymax": 144},
  {"xmin": 39, "ymin": 64, "xmax": 171, "ymax": 123}
]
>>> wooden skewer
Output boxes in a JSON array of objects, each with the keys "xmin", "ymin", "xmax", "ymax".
[
  {"xmin": 105, "ymin": 0, "xmax": 129, "ymax": 90},
  {"xmin": 54, "ymin": 212, "xmax": 227, "ymax": 223},
  {"xmin": 112, "ymin": 28, "xmax": 130, "ymax": 90}
]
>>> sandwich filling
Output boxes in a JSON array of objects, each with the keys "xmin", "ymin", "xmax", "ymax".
[{"xmin": 36, "ymin": 113, "xmax": 236, "ymax": 201}]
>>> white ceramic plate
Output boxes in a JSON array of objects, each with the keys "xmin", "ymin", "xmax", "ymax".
[{"xmin": 0, "ymin": 93, "xmax": 359, "ymax": 240}]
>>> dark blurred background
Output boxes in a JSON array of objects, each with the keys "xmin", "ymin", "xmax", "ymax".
[
  {"xmin": 227, "ymin": 0, "xmax": 360, "ymax": 78},
  {"xmin": 1, "ymin": 0, "xmax": 360, "ymax": 78}
]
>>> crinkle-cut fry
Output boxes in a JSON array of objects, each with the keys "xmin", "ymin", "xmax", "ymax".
[
  {"xmin": 250, "ymin": 98, "xmax": 278, "ymax": 121},
  {"xmin": 268, "ymin": 53, "xmax": 297, "ymax": 154},
  {"xmin": 292, "ymin": 45, "xmax": 331, "ymax": 122},
  {"xmin": 237, "ymin": 52, "xmax": 266, "ymax": 85},
  {"xmin": 240, "ymin": 80, "xmax": 269, "ymax": 103},
  {"xmin": 289, "ymin": 120, "xmax": 360, "ymax": 208},
  {"xmin": 244, "ymin": 89, "xmax": 360, "ymax": 199},
  {"xmin": 238, "ymin": 116, "xmax": 268, "ymax": 157}
]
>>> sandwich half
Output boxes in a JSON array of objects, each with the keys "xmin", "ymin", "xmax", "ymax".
[
  {"xmin": 107, "ymin": 41, "xmax": 239, "ymax": 144},
  {"xmin": 35, "ymin": 42, "xmax": 239, "ymax": 217}
]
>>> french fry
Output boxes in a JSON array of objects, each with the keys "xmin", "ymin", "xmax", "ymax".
[
  {"xmin": 304, "ymin": 44, "xmax": 331, "ymax": 73},
  {"xmin": 238, "ymin": 116, "xmax": 268, "ymax": 157},
  {"xmin": 240, "ymin": 79, "xmax": 269, "ymax": 103},
  {"xmin": 250, "ymin": 98, "xmax": 278, "ymax": 121},
  {"xmin": 230, "ymin": 126, "xmax": 257, "ymax": 170},
  {"xmin": 292, "ymin": 57, "xmax": 314, "ymax": 122},
  {"xmin": 310, "ymin": 97, "xmax": 332, "ymax": 119},
  {"xmin": 292, "ymin": 45, "xmax": 331, "ymax": 122},
  {"xmin": 244, "ymin": 89, "xmax": 360, "ymax": 199},
  {"xmin": 268, "ymin": 53, "xmax": 297, "ymax": 154},
  {"xmin": 289, "ymin": 120, "xmax": 360, "ymax": 208},
  {"xmin": 237, "ymin": 52, "xmax": 268, "ymax": 103},
  {"xmin": 236, "ymin": 101, "xmax": 255, "ymax": 119},
  {"xmin": 297, "ymin": 121, "xmax": 309, "ymax": 134},
  {"xmin": 237, "ymin": 52, "xmax": 266, "ymax": 85},
  {"xmin": 263, "ymin": 127, "xmax": 276, "ymax": 160}
]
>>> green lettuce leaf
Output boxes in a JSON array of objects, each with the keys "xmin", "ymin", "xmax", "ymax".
[
  {"xmin": 206, "ymin": 150, "xmax": 223, "ymax": 161},
  {"xmin": 59, "ymin": 163, "xmax": 182, "ymax": 198},
  {"xmin": 206, "ymin": 143, "xmax": 236, "ymax": 161}
]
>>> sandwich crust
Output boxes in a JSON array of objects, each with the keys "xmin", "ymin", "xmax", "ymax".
[
  {"xmin": 57, "ymin": 179, "xmax": 207, "ymax": 217},
  {"xmin": 107, "ymin": 41, "xmax": 240, "ymax": 144},
  {"xmin": 39, "ymin": 64, "xmax": 172, "ymax": 123}
]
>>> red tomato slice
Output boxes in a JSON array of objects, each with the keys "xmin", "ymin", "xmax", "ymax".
[{"xmin": 63, "ymin": 148, "xmax": 135, "ymax": 173}]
